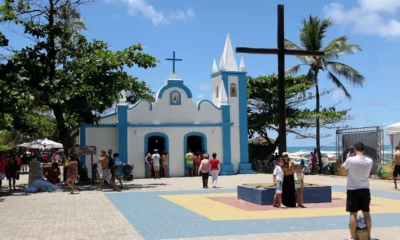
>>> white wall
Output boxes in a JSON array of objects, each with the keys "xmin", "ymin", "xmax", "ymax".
[
  {"xmin": 391, "ymin": 134, "xmax": 400, "ymax": 153},
  {"xmin": 212, "ymin": 75, "xmax": 222, "ymax": 106},
  {"xmin": 127, "ymin": 127, "xmax": 223, "ymax": 178},
  {"xmin": 228, "ymin": 76, "xmax": 239, "ymax": 127},
  {"xmin": 100, "ymin": 115, "xmax": 117, "ymax": 124},
  {"xmin": 84, "ymin": 127, "xmax": 117, "ymax": 178},
  {"xmin": 230, "ymin": 128, "xmax": 241, "ymax": 172},
  {"xmin": 228, "ymin": 75, "xmax": 240, "ymax": 172},
  {"xmin": 128, "ymin": 87, "xmax": 222, "ymax": 124}
]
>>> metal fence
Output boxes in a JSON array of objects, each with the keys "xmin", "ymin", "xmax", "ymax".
[{"xmin": 336, "ymin": 126, "xmax": 384, "ymax": 164}]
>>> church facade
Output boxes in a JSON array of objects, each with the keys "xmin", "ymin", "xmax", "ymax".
[{"xmin": 79, "ymin": 35, "xmax": 253, "ymax": 178}]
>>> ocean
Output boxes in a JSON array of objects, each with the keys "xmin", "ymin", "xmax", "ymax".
[{"xmin": 286, "ymin": 145, "xmax": 393, "ymax": 163}]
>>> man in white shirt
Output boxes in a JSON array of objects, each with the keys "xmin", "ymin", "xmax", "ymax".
[
  {"xmin": 341, "ymin": 142, "xmax": 373, "ymax": 240},
  {"xmin": 152, "ymin": 149, "xmax": 161, "ymax": 179}
]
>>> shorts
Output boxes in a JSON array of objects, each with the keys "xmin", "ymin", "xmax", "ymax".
[
  {"xmin": 187, "ymin": 163, "xmax": 194, "ymax": 169},
  {"xmin": 346, "ymin": 189, "xmax": 371, "ymax": 213},
  {"xmin": 100, "ymin": 169, "xmax": 112, "ymax": 181},
  {"xmin": 393, "ymin": 165, "xmax": 400, "ymax": 177},
  {"xmin": 0, "ymin": 173, "xmax": 5, "ymax": 180},
  {"xmin": 153, "ymin": 165, "xmax": 160, "ymax": 171},
  {"xmin": 295, "ymin": 188, "xmax": 303, "ymax": 194},
  {"xmin": 275, "ymin": 180, "xmax": 283, "ymax": 194}
]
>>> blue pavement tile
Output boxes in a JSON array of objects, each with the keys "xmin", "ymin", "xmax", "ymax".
[{"xmin": 106, "ymin": 187, "xmax": 400, "ymax": 240}]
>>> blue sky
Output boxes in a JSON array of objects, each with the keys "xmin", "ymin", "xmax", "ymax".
[{"xmin": 3, "ymin": 0, "xmax": 400, "ymax": 147}]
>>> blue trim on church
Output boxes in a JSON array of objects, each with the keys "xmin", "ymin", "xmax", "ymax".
[
  {"xmin": 220, "ymin": 105, "xmax": 234, "ymax": 175},
  {"xmin": 129, "ymin": 99, "xmax": 153, "ymax": 111},
  {"xmin": 238, "ymin": 73, "xmax": 253, "ymax": 173},
  {"xmin": 157, "ymin": 80, "xmax": 193, "ymax": 100},
  {"xmin": 170, "ymin": 90, "xmax": 182, "ymax": 105},
  {"xmin": 99, "ymin": 112, "xmax": 116, "ymax": 119},
  {"xmin": 127, "ymin": 123, "xmax": 233, "ymax": 127},
  {"xmin": 117, "ymin": 105, "xmax": 128, "ymax": 164},
  {"xmin": 79, "ymin": 125, "xmax": 86, "ymax": 163},
  {"xmin": 183, "ymin": 132, "xmax": 207, "ymax": 176},
  {"xmin": 214, "ymin": 70, "xmax": 253, "ymax": 174},
  {"xmin": 144, "ymin": 132, "xmax": 169, "ymax": 178},
  {"xmin": 84, "ymin": 123, "xmax": 116, "ymax": 128},
  {"xmin": 197, "ymin": 100, "xmax": 221, "ymax": 110}
]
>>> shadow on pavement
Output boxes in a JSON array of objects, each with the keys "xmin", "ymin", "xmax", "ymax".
[{"xmin": 0, "ymin": 181, "xmax": 169, "ymax": 199}]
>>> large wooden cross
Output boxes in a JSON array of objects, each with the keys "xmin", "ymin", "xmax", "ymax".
[{"xmin": 236, "ymin": 4, "xmax": 324, "ymax": 155}]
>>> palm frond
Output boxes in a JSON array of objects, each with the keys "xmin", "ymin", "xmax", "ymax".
[
  {"xmin": 306, "ymin": 68, "xmax": 316, "ymax": 83},
  {"xmin": 317, "ymin": 18, "xmax": 334, "ymax": 47},
  {"xmin": 286, "ymin": 64, "xmax": 304, "ymax": 76},
  {"xmin": 284, "ymin": 39, "xmax": 302, "ymax": 50},
  {"xmin": 299, "ymin": 16, "xmax": 333, "ymax": 51},
  {"xmin": 284, "ymin": 39, "xmax": 311, "ymax": 63},
  {"xmin": 327, "ymin": 71, "xmax": 352, "ymax": 99},
  {"xmin": 324, "ymin": 37, "xmax": 362, "ymax": 60},
  {"xmin": 326, "ymin": 61, "xmax": 365, "ymax": 87}
]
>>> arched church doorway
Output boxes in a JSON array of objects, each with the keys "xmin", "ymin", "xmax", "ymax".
[
  {"xmin": 184, "ymin": 132, "xmax": 207, "ymax": 176},
  {"xmin": 187, "ymin": 136, "xmax": 203, "ymax": 154},
  {"xmin": 145, "ymin": 133, "xmax": 169, "ymax": 178},
  {"xmin": 147, "ymin": 136, "xmax": 166, "ymax": 155}
]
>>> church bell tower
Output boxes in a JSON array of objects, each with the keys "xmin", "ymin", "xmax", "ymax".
[{"xmin": 211, "ymin": 34, "xmax": 253, "ymax": 174}]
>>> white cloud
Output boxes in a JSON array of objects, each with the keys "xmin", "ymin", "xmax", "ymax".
[
  {"xmin": 379, "ymin": 66, "xmax": 397, "ymax": 72},
  {"xmin": 197, "ymin": 94, "xmax": 204, "ymax": 99},
  {"xmin": 122, "ymin": 0, "xmax": 195, "ymax": 25},
  {"xmin": 198, "ymin": 83, "xmax": 211, "ymax": 91},
  {"xmin": 324, "ymin": 0, "xmax": 400, "ymax": 38}
]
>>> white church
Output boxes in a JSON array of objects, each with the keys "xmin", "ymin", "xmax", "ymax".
[{"xmin": 79, "ymin": 35, "xmax": 253, "ymax": 178}]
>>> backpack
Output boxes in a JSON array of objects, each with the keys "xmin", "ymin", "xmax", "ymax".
[{"xmin": 108, "ymin": 156, "xmax": 115, "ymax": 168}]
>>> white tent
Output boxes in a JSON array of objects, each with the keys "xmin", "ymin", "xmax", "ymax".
[
  {"xmin": 387, "ymin": 122, "xmax": 400, "ymax": 154},
  {"xmin": 26, "ymin": 138, "xmax": 63, "ymax": 149}
]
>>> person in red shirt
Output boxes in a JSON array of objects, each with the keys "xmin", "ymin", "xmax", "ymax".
[
  {"xmin": 194, "ymin": 152, "xmax": 202, "ymax": 176},
  {"xmin": 0, "ymin": 151, "xmax": 8, "ymax": 189},
  {"xmin": 311, "ymin": 150, "xmax": 318, "ymax": 174},
  {"xmin": 42, "ymin": 153, "xmax": 48, "ymax": 163},
  {"xmin": 209, "ymin": 153, "xmax": 220, "ymax": 188}
]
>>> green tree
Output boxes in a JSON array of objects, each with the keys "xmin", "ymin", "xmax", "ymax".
[
  {"xmin": 0, "ymin": 0, "xmax": 157, "ymax": 154},
  {"xmin": 285, "ymin": 16, "xmax": 364, "ymax": 172},
  {"xmin": 0, "ymin": 112, "xmax": 58, "ymax": 151},
  {"xmin": 247, "ymin": 74, "xmax": 350, "ymax": 155}
]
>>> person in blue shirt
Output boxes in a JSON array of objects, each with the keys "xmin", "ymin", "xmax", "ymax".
[{"xmin": 111, "ymin": 153, "xmax": 123, "ymax": 189}]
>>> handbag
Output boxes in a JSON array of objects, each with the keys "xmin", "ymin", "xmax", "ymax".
[{"xmin": 16, "ymin": 172, "xmax": 20, "ymax": 180}]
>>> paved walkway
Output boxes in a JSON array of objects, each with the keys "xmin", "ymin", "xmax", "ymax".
[{"xmin": 1, "ymin": 173, "xmax": 399, "ymax": 239}]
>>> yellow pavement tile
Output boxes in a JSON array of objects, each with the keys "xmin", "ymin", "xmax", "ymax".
[{"xmin": 160, "ymin": 192, "xmax": 400, "ymax": 221}]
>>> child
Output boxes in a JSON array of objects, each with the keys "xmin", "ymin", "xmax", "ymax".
[
  {"xmin": 273, "ymin": 158, "xmax": 286, "ymax": 208},
  {"xmin": 294, "ymin": 164, "xmax": 305, "ymax": 208}
]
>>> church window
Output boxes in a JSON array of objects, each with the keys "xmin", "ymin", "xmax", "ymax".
[
  {"xmin": 230, "ymin": 83, "xmax": 237, "ymax": 97},
  {"xmin": 216, "ymin": 86, "xmax": 219, "ymax": 98},
  {"xmin": 170, "ymin": 91, "xmax": 181, "ymax": 105}
]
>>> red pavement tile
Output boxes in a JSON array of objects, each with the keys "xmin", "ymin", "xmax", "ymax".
[{"xmin": 206, "ymin": 197, "xmax": 378, "ymax": 211}]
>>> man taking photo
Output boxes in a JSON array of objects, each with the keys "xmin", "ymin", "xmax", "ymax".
[{"xmin": 341, "ymin": 142, "xmax": 373, "ymax": 240}]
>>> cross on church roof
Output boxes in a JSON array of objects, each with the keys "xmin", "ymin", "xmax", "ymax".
[{"xmin": 166, "ymin": 51, "xmax": 182, "ymax": 74}]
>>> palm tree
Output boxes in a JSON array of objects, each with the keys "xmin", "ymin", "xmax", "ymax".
[{"xmin": 285, "ymin": 16, "xmax": 364, "ymax": 173}]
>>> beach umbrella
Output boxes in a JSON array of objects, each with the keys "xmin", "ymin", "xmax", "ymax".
[
  {"xmin": 17, "ymin": 142, "xmax": 31, "ymax": 147},
  {"xmin": 26, "ymin": 138, "xmax": 63, "ymax": 149}
]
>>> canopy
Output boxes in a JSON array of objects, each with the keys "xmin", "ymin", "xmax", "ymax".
[
  {"xmin": 25, "ymin": 138, "xmax": 63, "ymax": 149},
  {"xmin": 17, "ymin": 142, "xmax": 31, "ymax": 147},
  {"xmin": 387, "ymin": 122, "xmax": 400, "ymax": 153},
  {"xmin": 387, "ymin": 122, "xmax": 400, "ymax": 135}
]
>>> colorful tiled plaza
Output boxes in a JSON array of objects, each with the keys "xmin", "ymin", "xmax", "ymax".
[{"xmin": 1, "ymin": 174, "xmax": 400, "ymax": 240}]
